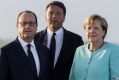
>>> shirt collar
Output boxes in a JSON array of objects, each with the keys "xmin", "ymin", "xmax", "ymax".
[
  {"xmin": 47, "ymin": 27, "xmax": 63, "ymax": 37},
  {"xmin": 18, "ymin": 36, "xmax": 35, "ymax": 48}
]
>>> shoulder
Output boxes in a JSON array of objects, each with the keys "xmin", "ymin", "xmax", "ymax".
[
  {"xmin": 103, "ymin": 42, "xmax": 119, "ymax": 58},
  {"xmin": 35, "ymin": 29, "xmax": 46, "ymax": 37},
  {"xmin": 76, "ymin": 44, "xmax": 87, "ymax": 52},
  {"xmin": 1, "ymin": 39, "xmax": 18, "ymax": 56},
  {"xmin": 64, "ymin": 29, "xmax": 82, "ymax": 38},
  {"xmin": 104, "ymin": 42, "xmax": 119, "ymax": 50},
  {"xmin": 64, "ymin": 29, "xmax": 83, "ymax": 42},
  {"xmin": 63, "ymin": 28, "xmax": 84, "ymax": 46},
  {"xmin": 36, "ymin": 30, "xmax": 44, "ymax": 35},
  {"xmin": 34, "ymin": 29, "xmax": 46, "ymax": 41},
  {"xmin": 73, "ymin": 44, "xmax": 88, "ymax": 60},
  {"xmin": 1, "ymin": 39, "xmax": 17, "ymax": 51}
]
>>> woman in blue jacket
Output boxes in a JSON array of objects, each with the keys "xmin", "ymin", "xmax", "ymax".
[{"xmin": 69, "ymin": 14, "xmax": 119, "ymax": 80}]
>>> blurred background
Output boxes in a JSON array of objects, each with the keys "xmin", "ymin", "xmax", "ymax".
[{"xmin": 0, "ymin": 0, "xmax": 119, "ymax": 48}]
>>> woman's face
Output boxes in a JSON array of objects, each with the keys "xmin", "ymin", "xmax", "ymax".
[{"xmin": 84, "ymin": 20, "xmax": 105, "ymax": 43}]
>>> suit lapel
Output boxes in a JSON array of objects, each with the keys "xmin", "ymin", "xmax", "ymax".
[
  {"xmin": 42, "ymin": 29, "xmax": 47, "ymax": 46},
  {"xmin": 34, "ymin": 40, "xmax": 41, "ymax": 76},
  {"xmin": 41, "ymin": 28, "xmax": 68, "ymax": 69},
  {"xmin": 14, "ymin": 38, "xmax": 38, "ymax": 78},
  {"xmin": 34, "ymin": 40, "xmax": 46, "ymax": 78},
  {"xmin": 54, "ymin": 29, "xmax": 68, "ymax": 68}
]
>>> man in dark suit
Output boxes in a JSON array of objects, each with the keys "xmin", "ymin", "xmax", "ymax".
[
  {"xmin": 0, "ymin": 10, "xmax": 49, "ymax": 80},
  {"xmin": 35, "ymin": 1, "xmax": 84, "ymax": 80}
]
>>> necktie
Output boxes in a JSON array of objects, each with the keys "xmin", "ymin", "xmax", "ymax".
[
  {"xmin": 49, "ymin": 33, "xmax": 56, "ymax": 69},
  {"xmin": 27, "ymin": 44, "xmax": 37, "ymax": 75}
]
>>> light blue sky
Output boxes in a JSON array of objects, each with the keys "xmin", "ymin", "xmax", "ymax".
[{"xmin": 0, "ymin": 0, "xmax": 119, "ymax": 47}]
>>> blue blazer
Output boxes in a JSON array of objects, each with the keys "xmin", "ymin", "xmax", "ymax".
[
  {"xmin": 0, "ymin": 38, "xmax": 49, "ymax": 80},
  {"xmin": 35, "ymin": 28, "xmax": 84, "ymax": 80}
]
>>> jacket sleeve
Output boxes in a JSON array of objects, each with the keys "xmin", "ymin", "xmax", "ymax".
[
  {"xmin": 110, "ymin": 45, "xmax": 119, "ymax": 80},
  {"xmin": 0, "ymin": 48, "xmax": 9, "ymax": 80}
]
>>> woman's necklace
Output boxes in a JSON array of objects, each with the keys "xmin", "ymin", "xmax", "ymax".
[{"xmin": 88, "ymin": 42, "xmax": 104, "ymax": 52}]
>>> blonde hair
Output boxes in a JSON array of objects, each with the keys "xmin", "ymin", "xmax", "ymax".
[{"xmin": 83, "ymin": 14, "xmax": 108, "ymax": 39}]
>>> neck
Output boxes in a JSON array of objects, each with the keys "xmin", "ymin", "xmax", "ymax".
[
  {"xmin": 23, "ymin": 37, "xmax": 33, "ymax": 44},
  {"xmin": 89, "ymin": 41, "xmax": 104, "ymax": 52},
  {"xmin": 48, "ymin": 25, "xmax": 62, "ymax": 32}
]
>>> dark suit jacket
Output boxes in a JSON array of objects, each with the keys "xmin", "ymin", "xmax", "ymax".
[
  {"xmin": 35, "ymin": 28, "xmax": 84, "ymax": 80},
  {"xmin": 0, "ymin": 38, "xmax": 49, "ymax": 80}
]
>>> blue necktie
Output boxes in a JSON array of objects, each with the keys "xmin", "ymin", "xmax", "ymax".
[
  {"xmin": 27, "ymin": 44, "xmax": 37, "ymax": 75},
  {"xmin": 49, "ymin": 33, "xmax": 56, "ymax": 69}
]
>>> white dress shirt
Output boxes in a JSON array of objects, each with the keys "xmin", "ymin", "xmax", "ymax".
[
  {"xmin": 47, "ymin": 27, "xmax": 64, "ymax": 66},
  {"xmin": 18, "ymin": 37, "xmax": 40, "ymax": 76}
]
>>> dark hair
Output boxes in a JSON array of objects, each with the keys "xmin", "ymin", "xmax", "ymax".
[
  {"xmin": 46, "ymin": 1, "xmax": 66, "ymax": 16},
  {"xmin": 17, "ymin": 10, "xmax": 38, "ymax": 25}
]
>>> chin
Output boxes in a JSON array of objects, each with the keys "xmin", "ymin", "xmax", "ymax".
[
  {"xmin": 23, "ymin": 35, "xmax": 31, "ymax": 38},
  {"xmin": 89, "ymin": 39, "xmax": 96, "ymax": 43}
]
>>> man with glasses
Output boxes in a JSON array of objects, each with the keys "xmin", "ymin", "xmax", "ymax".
[{"xmin": 0, "ymin": 10, "xmax": 49, "ymax": 80}]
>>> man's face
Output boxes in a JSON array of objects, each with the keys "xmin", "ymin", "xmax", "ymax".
[
  {"xmin": 16, "ymin": 12, "xmax": 37, "ymax": 42},
  {"xmin": 45, "ymin": 5, "xmax": 65, "ymax": 32}
]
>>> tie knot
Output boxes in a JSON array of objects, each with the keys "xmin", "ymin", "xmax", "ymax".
[
  {"xmin": 52, "ymin": 33, "xmax": 56, "ymax": 37},
  {"xmin": 27, "ymin": 44, "xmax": 31, "ymax": 49}
]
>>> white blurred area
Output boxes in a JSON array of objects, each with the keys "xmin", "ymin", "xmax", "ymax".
[{"xmin": 0, "ymin": 0, "xmax": 119, "ymax": 48}]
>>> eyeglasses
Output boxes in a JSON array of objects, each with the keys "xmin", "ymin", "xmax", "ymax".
[{"xmin": 19, "ymin": 21, "xmax": 36, "ymax": 26}]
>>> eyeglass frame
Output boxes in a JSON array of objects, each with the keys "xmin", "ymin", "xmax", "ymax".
[{"xmin": 18, "ymin": 21, "xmax": 36, "ymax": 26}]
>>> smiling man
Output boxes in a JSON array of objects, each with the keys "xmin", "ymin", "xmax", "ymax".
[{"xmin": 0, "ymin": 10, "xmax": 49, "ymax": 80}]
